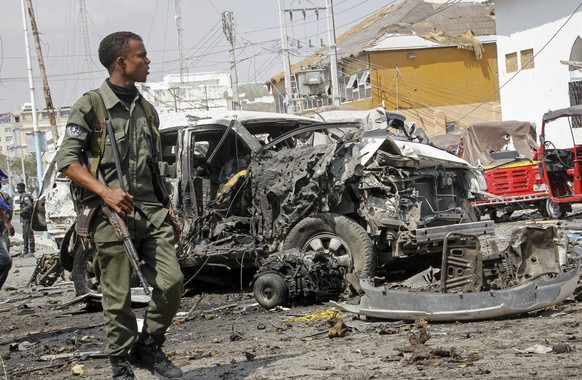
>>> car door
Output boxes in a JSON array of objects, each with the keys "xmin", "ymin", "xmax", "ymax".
[{"xmin": 176, "ymin": 120, "xmax": 261, "ymax": 228}]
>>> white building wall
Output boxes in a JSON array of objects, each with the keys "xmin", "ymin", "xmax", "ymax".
[{"xmin": 496, "ymin": 0, "xmax": 582, "ymax": 146}]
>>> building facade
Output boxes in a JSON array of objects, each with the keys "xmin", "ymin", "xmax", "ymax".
[
  {"xmin": 495, "ymin": 0, "xmax": 582, "ymax": 146},
  {"xmin": 268, "ymin": 0, "xmax": 499, "ymax": 136},
  {"xmin": 139, "ymin": 72, "xmax": 276, "ymax": 114}
]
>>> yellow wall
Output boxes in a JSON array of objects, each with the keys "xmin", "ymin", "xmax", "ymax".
[
  {"xmin": 367, "ymin": 44, "xmax": 500, "ymax": 136},
  {"xmin": 371, "ymin": 44, "xmax": 499, "ymax": 108}
]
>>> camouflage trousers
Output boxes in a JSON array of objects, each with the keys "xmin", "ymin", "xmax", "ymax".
[
  {"xmin": 21, "ymin": 220, "xmax": 35, "ymax": 255},
  {"xmin": 92, "ymin": 211, "xmax": 183, "ymax": 357}
]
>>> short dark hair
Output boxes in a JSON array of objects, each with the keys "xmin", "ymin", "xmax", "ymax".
[
  {"xmin": 16, "ymin": 183, "xmax": 25, "ymax": 188},
  {"xmin": 98, "ymin": 31, "xmax": 143, "ymax": 73}
]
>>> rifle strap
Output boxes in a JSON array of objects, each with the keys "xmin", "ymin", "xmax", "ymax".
[
  {"xmin": 138, "ymin": 96, "xmax": 162, "ymax": 161},
  {"xmin": 85, "ymin": 90, "xmax": 162, "ymax": 180},
  {"xmin": 85, "ymin": 90, "xmax": 108, "ymax": 179}
]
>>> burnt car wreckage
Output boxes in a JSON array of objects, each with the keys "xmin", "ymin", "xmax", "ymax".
[{"xmin": 33, "ymin": 109, "xmax": 579, "ymax": 321}]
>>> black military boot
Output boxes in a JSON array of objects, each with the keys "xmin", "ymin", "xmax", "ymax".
[
  {"xmin": 132, "ymin": 333, "xmax": 183, "ymax": 379},
  {"xmin": 110, "ymin": 356, "xmax": 135, "ymax": 380}
]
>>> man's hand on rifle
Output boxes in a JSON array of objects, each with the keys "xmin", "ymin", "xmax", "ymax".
[
  {"xmin": 63, "ymin": 162, "xmax": 134, "ymax": 217},
  {"xmin": 101, "ymin": 187, "xmax": 134, "ymax": 217}
]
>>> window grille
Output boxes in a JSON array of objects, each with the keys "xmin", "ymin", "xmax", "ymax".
[
  {"xmin": 505, "ymin": 52, "xmax": 518, "ymax": 73},
  {"xmin": 520, "ymin": 49, "xmax": 535, "ymax": 70}
]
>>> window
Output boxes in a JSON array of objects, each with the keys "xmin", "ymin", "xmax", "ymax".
[
  {"xmin": 342, "ymin": 70, "xmax": 371, "ymax": 102},
  {"xmin": 520, "ymin": 49, "xmax": 535, "ymax": 70},
  {"xmin": 346, "ymin": 74, "xmax": 358, "ymax": 89},
  {"xmin": 59, "ymin": 106, "xmax": 71, "ymax": 117},
  {"xmin": 358, "ymin": 70, "xmax": 371, "ymax": 99},
  {"xmin": 505, "ymin": 52, "xmax": 518, "ymax": 73}
]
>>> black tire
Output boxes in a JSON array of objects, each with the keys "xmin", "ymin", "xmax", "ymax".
[
  {"xmin": 541, "ymin": 198, "xmax": 566, "ymax": 219},
  {"xmin": 71, "ymin": 241, "xmax": 95, "ymax": 296},
  {"xmin": 283, "ymin": 213, "xmax": 376, "ymax": 278},
  {"xmin": 253, "ymin": 273, "xmax": 288, "ymax": 309}
]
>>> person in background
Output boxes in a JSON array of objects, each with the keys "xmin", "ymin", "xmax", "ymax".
[
  {"xmin": 16, "ymin": 183, "xmax": 35, "ymax": 256},
  {"xmin": 0, "ymin": 190, "xmax": 14, "ymax": 252},
  {"xmin": 0, "ymin": 207, "xmax": 14, "ymax": 290},
  {"xmin": 0, "ymin": 171, "xmax": 15, "ymax": 290}
]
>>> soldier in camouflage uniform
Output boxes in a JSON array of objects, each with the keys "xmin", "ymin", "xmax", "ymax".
[
  {"xmin": 55, "ymin": 31, "xmax": 183, "ymax": 380},
  {"xmin": 16, "ymin": 183, "xmax": 35, "ymax": 256}
]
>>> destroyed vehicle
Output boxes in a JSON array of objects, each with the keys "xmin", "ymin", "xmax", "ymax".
[
  {"xmin": 35, "ymin": 109, "xmax": 492, "ymax": 295},
  {"xmin": 176, "ymin": 114, "xmax": 493, "ymax": 289},
  {"xmin": 329, "ymin": 225, "xmax": 580, "ymax": 321},
  {"xmin": 33, "ymin": 111, "xmax": 320, "ymax": 293}
]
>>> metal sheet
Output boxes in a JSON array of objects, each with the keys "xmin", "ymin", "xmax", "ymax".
[{"xmin": 328, "ymin": 262, "xmax": 580, "ymax": 321}]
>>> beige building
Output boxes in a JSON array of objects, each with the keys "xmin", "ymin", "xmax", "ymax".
[{"xmin": 0, "ymin": 104, "xmax": 65, "ymax": 159}]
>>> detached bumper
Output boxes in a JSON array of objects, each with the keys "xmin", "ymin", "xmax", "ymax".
[{"xmin": 329, "ymin": 262, "xmax": 580, "ymax": 321}]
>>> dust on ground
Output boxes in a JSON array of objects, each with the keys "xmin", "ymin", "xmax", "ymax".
[{"xmin": 2, "ymin": 209, "xmax": 582, "ymax": 380}]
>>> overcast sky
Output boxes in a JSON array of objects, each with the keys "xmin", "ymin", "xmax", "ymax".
[{"xmin": 0, "ymin": 0, "xmax": 393, "ymax": 113}]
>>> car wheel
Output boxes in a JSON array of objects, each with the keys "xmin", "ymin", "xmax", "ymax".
[
  {"xmin": 283, "ymin": 213, "xmax": 376, "ymax": 278},
  {"xmin": 253, "ymin": 273, "xmax": 288, "ymax": 309},
  {"xmin": 541, "ymin": 198, "xmax": 567, "ymax": 219}
]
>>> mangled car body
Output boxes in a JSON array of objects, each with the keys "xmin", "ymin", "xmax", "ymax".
[
  {"xmin": 38, "ymin": 109, "xmax": 491, "ymax": 290},
  {"xmin": 175, "ymin": 112, "xmax": 493, "ymax": 286}
]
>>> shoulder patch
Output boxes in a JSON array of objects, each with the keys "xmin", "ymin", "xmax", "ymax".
[{"xmin": 66, "ymin": 123, "xmax": 83, "ymax": 137}]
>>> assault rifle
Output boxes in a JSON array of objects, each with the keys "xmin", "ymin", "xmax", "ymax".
[
  {"xmin": 100, "ymin": 115, "xmax": 151, "ymax": 294},
  {"xmin": 99, "ymin": 200, "xmax": 151, "ymax": 295}
]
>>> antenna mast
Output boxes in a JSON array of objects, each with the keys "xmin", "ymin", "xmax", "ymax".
[{"xmin": 79, "ymin": 0, "xmax": 94, "ymax": 89}]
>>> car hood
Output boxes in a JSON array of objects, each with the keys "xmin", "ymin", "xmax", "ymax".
[{"xmin": 359, "ymin": 136, "xmax": 476, "ymax": 169}]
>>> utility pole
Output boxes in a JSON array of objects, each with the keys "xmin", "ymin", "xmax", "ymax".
[
  {"xmin": 79, "ymin": 0, "xmax": 95, "ymax": 90},
  {"xmin": 222, "ymin": 11, "xmax": 240, "ymax": 110},
  {"xmin": 175, "ymin": 0, "xmax": 187, "ymax": 84},
  {"xmin": 278, "ymin": 1, "xmax": 341, "ymax": 111},
  {"xmin": 26, "ymin": 0, "xmax": 59, "ymax": 149},
  {"xmin": 325, "ymin": 0, "xmax": 340, "ymax": 106},
  {"xmin": 20, "ymin": 0, "xmax": 43, "ymax": 194},
  {"xmin": 169, "ymin": 87, "xmax": 179, "ymax": 112},
  {"xmin": 277, "ymin": 0, "xmax": 294, "ymax": 114}
]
